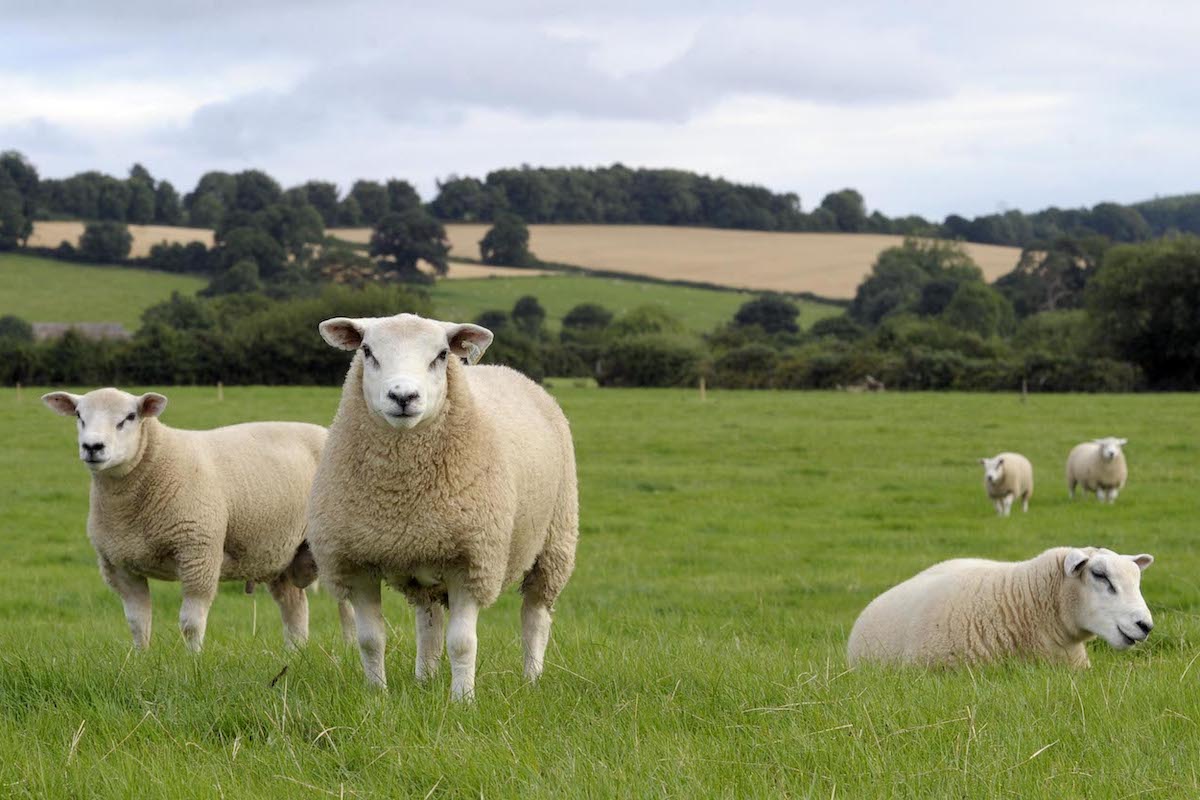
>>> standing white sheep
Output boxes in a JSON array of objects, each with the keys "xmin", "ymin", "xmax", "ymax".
[
  {"xmin": 1067, "ymin": 437, "xmax": 1128, "ymax": 503},
  {"xmin": 978, "ymin": 452, "xmax": 1034, "ymax": 516},
  {"xmin": 43, "ymin": 388, "xmax": 353, "ymax": 651},
  {"xmin": 848, "ymin": 546, "xmax": 1155, "ymax": 668},
  {"xmin": 308, "ymin": 313, "xmax": 579, "ymax": 701}
]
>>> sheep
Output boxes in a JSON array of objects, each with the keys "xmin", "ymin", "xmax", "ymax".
[
  {"xmin": 307, "ymin": 313, "xmax": 579, "ymax": 701},
  {"xmin": 978, "ymin": 452, "xmax": 1034, "ymax": 516},
  {"xmin": 847, "ymin": 546, "xmax": 1154, "ymax": 668},
  {"xmin": 1067, "ymin": 437, "xmax": 1128, "ymax": 503},
  {"xmin": 42, "ymin": 387, "xmax": 353, "ymax": 651}
]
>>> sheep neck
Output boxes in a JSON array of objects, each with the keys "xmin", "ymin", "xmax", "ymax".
[
  {"xmin": 1022, "ymin": 548, "xmax": 1093, "ymax": 649},
  {"xmin": 91, "ymin": 417, "xmax": 162, "ymax": 489}
]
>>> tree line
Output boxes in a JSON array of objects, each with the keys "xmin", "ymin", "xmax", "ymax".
[{"xmin": 8, "ymin": 150, "xmax": 1200, "ymax": 249}]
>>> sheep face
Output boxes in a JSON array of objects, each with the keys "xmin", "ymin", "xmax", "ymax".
[
  {"xmin": 979, "ymin": 456, "xmax": 1006, "ymax": 487},
  {"xmin": 42, "ymin": 388, "xmax": 168, "ymax": 472},
  {"xmin": 320, "ymin": 313, "xmax": 493, "ymax": 430},
  {"xmin": 1095, "ymin": 437, "xmax": 1127, "ymax": 462},
  {"xmin": 1065, "ymin": 548, "xmax": 1154, "ymax": 650}
]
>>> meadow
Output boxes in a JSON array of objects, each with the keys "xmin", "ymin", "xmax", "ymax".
[
  {"xmin": 427, "ymin": 274, "xmax": 840, "ymax": 334},
  {"xmin": 1, "ymin": 386, "xmax": 1197, "ymax": 798},
  {"xmin": 0, "ymin": 253, "xmax": 207, "ymax": 330},
  {"xmin": 334, "ymin": 225, "xmax": 1023, "ymax": 298}
]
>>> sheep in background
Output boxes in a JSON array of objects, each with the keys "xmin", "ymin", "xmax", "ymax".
[
  {"xmin": 1067, "ymin": 437, "xmax": 1129, "ymax": 503},
  {"xmin": 978, "ymin": 452, "xmax": 1034, "ymax": 516}
]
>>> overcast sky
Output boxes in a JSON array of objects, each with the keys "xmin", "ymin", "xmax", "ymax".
[{"xmin": 3, "ymin": 1, "xmax": 1198, "ymax": 219}]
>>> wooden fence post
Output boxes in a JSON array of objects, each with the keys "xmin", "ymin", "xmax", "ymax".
[{"xmin": 217, "ymin": 381, "xmax": 224, "ymax": 402}]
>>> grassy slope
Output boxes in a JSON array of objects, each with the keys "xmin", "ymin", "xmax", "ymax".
[
  {"xmin": 1, "ymin": 387, "xmax": 1198, "ymax": 798},
  {"xmin": 0, "ymin": 253, "xmax": 206, "ymax": 330},
  {"xmin": 427, "ymin": 274, "xmax": 842, "ymax": 334}
]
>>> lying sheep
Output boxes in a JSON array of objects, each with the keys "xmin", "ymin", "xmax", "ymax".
[
  {"xmin": 978, "ymin": 452, "xmax": 1033, "ymax": 516},
  {"xmin": 43, "ymin": 388, "xmax": 352, "ymax": 651},
  {"xmin": 847, "ymin": 546, "xmax": 1154, "ymax": 668},
  {"xmin": 308, "ymin": 313, "xmax": 579, "ymax": 701},
  {"xmin": 1067, "ymin": 437, "xmax": 1128, "ymax": 503}
]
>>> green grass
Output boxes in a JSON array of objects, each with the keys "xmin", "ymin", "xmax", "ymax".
[
  {"xmin": 1, "ymin": 387, "xmax": 1198, "ymax": 798},
  {"xmin": 428, "ymin": 274, "xmax": 842, "ymax": 333},
  {"xmin": 0, "ymin": 253, "xmax": 206, "ymax": 330}
]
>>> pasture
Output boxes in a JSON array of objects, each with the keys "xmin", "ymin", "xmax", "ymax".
[
  {"xmin": 0, "ymin": 253, "xmax": 207, "ymax": 329},
  {"xmin": 1, "ymin": 386, "xmax": 1197, "ymax": 798},
  {"xmin": 334, "ymin": 224, "xmax": 1023, "ymax": 298},
  {"xmin": 427, "ymin": 274, "xmax": 840, "ymax": 334}
]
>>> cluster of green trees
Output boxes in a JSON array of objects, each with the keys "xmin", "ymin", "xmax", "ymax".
[{"xmin": 0, "ymin": 285, "xmax": 427, "ymax": 387}]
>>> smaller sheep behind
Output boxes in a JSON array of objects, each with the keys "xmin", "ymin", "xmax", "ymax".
[
  {"xmin": 1067, "ymin": 437, "xmax": 1128, "ymax": 503},
  {"xmin": 847, "ymin": 546, "xmax": 1154, "ymax": 668},
  {"xmin": 43, "ymin": 388, "xmax": 353, "ymax": 652},
  {"xmin": 978, "ymin": 452, "xmax": 1034, "ymax": 516}
]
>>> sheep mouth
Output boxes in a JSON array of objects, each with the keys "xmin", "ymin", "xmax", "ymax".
[
  {"xmin": 82, "ymin": 456, "xmax": 109, "ymax": 467},
  {"xmin": 1117, "ymin": 627, "xmax": 1142, "ymax": 647}
]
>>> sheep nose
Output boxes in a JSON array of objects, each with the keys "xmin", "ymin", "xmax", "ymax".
[
  {"xmin": 82, "ymin": 442, "xmax": 105, "ymax": 455},
  {"xmin": 387, "ymin": 390, "xmax": 420, "ymax": 409},
  {"xmin": 1136, "ymin": 620, "xmax": 1153, "ymax": 635}
]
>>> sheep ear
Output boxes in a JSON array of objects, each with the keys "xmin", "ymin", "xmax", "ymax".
[
  {"xmin": 978, "ymin": 458, "xmax": 987, "ymax": 465},
  {"xmin": 138, "ymin": 393, "xmax": 168, "ymax": 418},
  {"xmin": 1131, "ymin": 554, "xmax": 1153, "ymax": 571},
  {"xmin": 319, "ymin": 317, "xmax": 368, "ymax": 351},
  {"xmin": 1064, "ymin": 549, "xmax": 1090, "ymax": 577},
  {"xmin": 442, "ymin": 322, "xmax": 493, "ymax": 365},
  {"xmin": 1118, "ymin": 438, "xmax": 1128, "ymax": 447},
  {"xmin": 42, "ymin": 391, "xmax": 82, "ymax": 417}
]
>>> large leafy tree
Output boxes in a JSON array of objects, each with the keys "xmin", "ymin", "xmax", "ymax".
[
  {"xmin": 79, "ymin": 221, "xmax": 133, "ymax": 262},
  {"xmin": 369, "ymin": 209, "xmax": 450, "ymax": 276},
  {"xmin": 733, "ymin": 294, "xmax": 800, "ymax": 334},
  {"xmin": 0, "ymin": 170, "xmax": 29, "ymax": 250},
  {"xmin": 820, "ymin": 189, "xmax": 867, "ymax": 232},
  {"xmin": 350, "ymin": 180, "xmax": 390, "ymax": 226},
  {"xmin": 479, "ymin": 213, "xmax": 534, "ymax": 266},
  {"xmin": 1087, "ymin": 236, "xmax": 1200, "ymax": 388}
]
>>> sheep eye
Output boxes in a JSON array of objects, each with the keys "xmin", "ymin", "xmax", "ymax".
[
  {"xmin": 432, "ymin": 349, "xmax": 449, "ymax": 368},
  {"xmin": 125, "ymin": 413, "xmax": 135, "ymax": 422},
  {"xmin": 76, "ymin": 412, "xmax": 85, "ymax": 428},
  {"xmin": 361, "ymin": 344, "xmax": 378, "ymax": 367},
  {"xmin": 1091, "ymin": 570, "xmax": 1116, "ymax": 593}
]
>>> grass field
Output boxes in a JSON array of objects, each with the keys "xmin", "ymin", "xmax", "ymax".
[
  {"xmin": 334, "ymin": 225, "xmax": 1023, "ymax": 298},
  {"xmin": 427, "ymin": 274, "xmax": 841, "ymax": 334},
  {"xmin": 0, "ymin": 253, "xmax": 207, "ymax": 329},
  {"xmin": 29, "ymin": 221, "xmax": 214, "ymax": 259},
  {"xmin": 1, "ymin": 387, "xmax": 1198, "ymax": 798}
]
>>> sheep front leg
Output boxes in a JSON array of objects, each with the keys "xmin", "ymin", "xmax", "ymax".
[
  {"xmin": 415, "ymin": 602, "xmax": 445, "ymax": 683},
  {"xmin": 179, "ymin": 581, "xmax": 217, "ymax": 653},
  {"xmin": 1096, "ymin": 488, "xmax": 1106, "ymax": 502},
  {"xmin": 1107, "ymin": 488, "xmax": 1120, "ymax": 503},
  {"xmin": 100, "ymin": 558, "xmax": 152, "ymax": 649},
  {"xmin": 993, "ymin": 498, "xmax": 1004, "ymax": 516},
  {"xmin": 268, "ymin": 576, "xmax": 310, "ymax": 649},
  {"xmin": 1001, "ymin": 494, "xmax": 1014, "ymax": 517},
  {"xmin": 349, "ymin": 579, "xmax": 387, "ymax": 688},
  {"xmin": 521, "ymin": 598, "xmax": 552, "ymax": 683},
  {"xmin": 446, "ymin": 581, "xmax": 480, "ymax": 702}
]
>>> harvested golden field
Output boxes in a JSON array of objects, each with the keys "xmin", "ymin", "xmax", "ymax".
[
  {"xmin": 334, "ymin": 224, "xmax": 1022, "ymax": 297},
  {"xmin": 29, "ymin": 221, "xmax": 213, "ymax": 258}
]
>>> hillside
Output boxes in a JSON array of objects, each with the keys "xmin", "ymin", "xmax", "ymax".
[
  {"xmin": 334, "ymin": 225, "xmax": 1022, "ymax": 298},
  {"xmin": 0, "ymin": 253, "xmax": 206, "ymax": 329},
  {"xmin": 428, "ymin": 275, "xmax": 841, "ymax": 335},
  {"xmin": 28, "ymin": 221, "xmax": 215, "ymax": 258}
]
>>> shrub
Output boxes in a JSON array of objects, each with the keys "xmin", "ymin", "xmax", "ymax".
[
  {"xmin": 78, "ymin": 221, "xmax": 132, "ymax": 263},
  {"xmin": 597, "ymin": 336, "xmax": 702, "ymax": 387}
]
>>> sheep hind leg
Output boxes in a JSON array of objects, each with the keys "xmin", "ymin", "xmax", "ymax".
[
  {"xmin": 414, "ymin": 602, "xmax": 445, "ymax": 683},
  {"xmin": 348, "ymin": 579, "xmax": 387, "ymax": 688},
  {"xmin": 1002, "ymin": 494, "xmax": 1014, "ymax": 517},
  {"xmin": 268, "ymin": 575, "xmax": 309, "ymax": 650},
  {"xmin": 1108, "ymin": 488, "xmax": 1119, "ymax": 503},
  {"xmin": 1022, "ymin": 493, "xmax": 1030, "ymax": 513},
  {"xmin": 1096, "ymin": 488, "xmax": 1106, "ymax": 502},
  {"xmin": 101, "ymin": 558, "xmax": 152, "ymax": 650}
]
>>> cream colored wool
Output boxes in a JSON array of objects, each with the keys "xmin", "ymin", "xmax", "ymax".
[
  {"xmin": 308, "ymin": 314, "xmax": 578, "ymax": 699},
  {"xmin": 44, "ymin": 388, "xmax": 349, "ymax": 651},
  {"xmin": 979, "ymin": 452, "xmax": 1034, "ymax": 516},
  {"xmin": 847, "ymin": 547, "xmax": 1154, "ymax": 668},
  {"xmin": 1067, "ymin": 438, "xmax": 1128, "ymax": 503}
]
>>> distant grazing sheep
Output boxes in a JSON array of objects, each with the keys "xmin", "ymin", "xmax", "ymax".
[
  {"xmin": 43, "ymin": 388, "xmax": 352, "ymax": 651},
  {"xmin": 848, "ymin": 546, "xmax": 1154, "ymax": 668},
  {"xmin": 1067, "ymin": 438, "xmax": 1128, "ymax": 503},
  {"xmin": 978, "ymin": 452, "xmax": 1034, "ymax": 516},
  {"xmin": 308, "ymin": 313, "xmax": 579, "ymax": 701}
]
